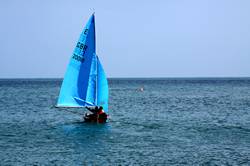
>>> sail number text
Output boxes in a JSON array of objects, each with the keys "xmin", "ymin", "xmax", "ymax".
[
  {"xmin": 73, "ymin": 38, "xmax": 88, "ymax": 63},
  {"xmin": 84, "ymin": 29, "xmax": 88, "ymax": 35},
  {"xmin": 76, "ymin": 42, "xmax": 88, "ymax": 55},
  {"xmin": 72, "ymin": 54, "xmax": 84, "ymax": 63}
]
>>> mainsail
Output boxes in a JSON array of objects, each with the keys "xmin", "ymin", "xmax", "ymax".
[{"xmin": 57, "ymin": 14, "xmax": 109, "ymax": 113}]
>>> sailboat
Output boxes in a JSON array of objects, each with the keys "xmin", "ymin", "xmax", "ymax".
[{"xmin": 56, "ymin": 13, "xmax": 109, "ymax": 121}]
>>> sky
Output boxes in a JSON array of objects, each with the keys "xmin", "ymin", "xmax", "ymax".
[{"xmin": 0, "ymin": 0, "xmax": 250, "ymax": 78}]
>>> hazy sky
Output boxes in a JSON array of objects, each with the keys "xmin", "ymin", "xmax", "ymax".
[{"xmin": 0, "ymin": 0, "xmax": 250, "ymax": 78}]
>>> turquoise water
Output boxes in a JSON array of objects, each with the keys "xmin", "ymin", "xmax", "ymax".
[{"xmin": 0, "ymin": 78, "xmax": 250, "ymax": 165}]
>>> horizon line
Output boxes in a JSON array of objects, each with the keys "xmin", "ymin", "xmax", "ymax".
[{"xmin": 0, "ymin": 76, "xmax": 250, "ymax": 80}]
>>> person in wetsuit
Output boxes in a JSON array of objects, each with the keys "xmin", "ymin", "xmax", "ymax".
[{"xmin": 84, "ymin": 106, "xmax": 108, "ymax": 123}]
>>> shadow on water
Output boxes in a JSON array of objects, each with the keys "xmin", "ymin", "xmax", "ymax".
[{"xmin": 60, "ymin": 120, "xmax": 111, "ymax": 138}]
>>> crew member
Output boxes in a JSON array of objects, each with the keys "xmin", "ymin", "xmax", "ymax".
[{"xmin": 84, "ymin": 106, "xmax": 108, "ymax": 123}]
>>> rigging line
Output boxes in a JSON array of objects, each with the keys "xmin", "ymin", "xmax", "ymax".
[
  {"xmin": 52, "ymin": 106, "xmax": 84, "ymax": 116},
  {"xmin": 59, "ymin": 109, "xmax": 83, "ymax": 116}
]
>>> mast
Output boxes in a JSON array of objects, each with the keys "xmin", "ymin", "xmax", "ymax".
[
  {"xmin": 95, "ymin": 55, "xmax": 98, "ymax": 105},
  {"xmin": 93, "ymin": 13, "xmax": 98, "ymax": 106}
]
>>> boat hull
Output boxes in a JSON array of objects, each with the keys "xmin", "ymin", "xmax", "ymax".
[{"xmin": 83, "ymin": 113, "xmax": 108, "ymax": 123}]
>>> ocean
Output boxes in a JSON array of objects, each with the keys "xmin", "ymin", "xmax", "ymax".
[{"xmin": 0, "ymin": 78, "xmax": 250, "ymax": 165}]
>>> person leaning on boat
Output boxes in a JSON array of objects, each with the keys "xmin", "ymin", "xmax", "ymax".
[{"xmin": 84, "ymin": 106, "xmax": 108, "ymax": 123}]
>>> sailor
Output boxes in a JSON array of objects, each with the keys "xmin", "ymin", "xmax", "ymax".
[
  {"xmin": 86, "ymin": 106, "xmax": 99, "ymax": 114},
  {"xmin": 97, "ymin": 106, "xmax": 108, "ymax": 123},
  {"xmin": 85, "ymin": 106, "xmax": 108, "ymax": 123}
]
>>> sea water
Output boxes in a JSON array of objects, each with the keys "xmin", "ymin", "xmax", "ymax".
[{"xmin": 0, "ymin": 78, "xmax": 250, "ymax": 165}]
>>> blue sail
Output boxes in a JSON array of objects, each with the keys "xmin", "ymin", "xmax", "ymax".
[
  {"xmin": 84, "ymin": 54, "xmax": 109, "ymax": 113},
  {"xmin": 85, "ymin": 54, "xmax": 97, "ymax": 106},
  {"xmin": 97, "ymin": 56, "xmax": 109, "ymax": 112},
  {"xmin": 57, "ymin": 14, "xmax": 109, "ymax": 112},
  {"xmin": 57, "ymin": 14, "xmax": 96, "ymax": 107}
]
